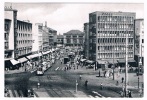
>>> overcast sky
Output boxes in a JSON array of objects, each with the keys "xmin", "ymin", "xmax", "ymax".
[{"xmin": 5, "ymin": 3, "xmax": 144, "ymax": 34}]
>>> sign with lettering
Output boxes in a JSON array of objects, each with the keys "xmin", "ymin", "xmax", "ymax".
[{"xmin": 102, "ymin": 12, "xmax": 112, "ymax": 16}]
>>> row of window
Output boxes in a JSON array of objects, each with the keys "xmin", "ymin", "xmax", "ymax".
[
  {"xmin": 97, "ymin": 16, "xmax": 134, "ymax": 22},
  {"xmin": 17, "ymin": 33, "xmax": 32, "ymax": 37},
  {"xmin": 17, "ymin": 49, "xmax": 32, "ymax": 55},
  {"xmin": 96, "ymin": 38, "xmax": 133, "ymax": 43},
  {"xmin": 17, "ymin": 24, "xmax": 32, "ymax": 31},
  {"xmin": 97, "ymin": 23, "xmax": 134, "ymax": 29},
  {"xmin": 66, "ymin": 36, "xmax": 84, "ymax": 38},
  {"xmin": 97, "ymin": 52, "xmax": 133, "ymax": 58},
  {"xmin": 97, "ymin": 45, "xmax": 133, "ymax": 51},
  {"xmin": 17, "ymin": 40, "xmax": 32, "ymax": 44}
]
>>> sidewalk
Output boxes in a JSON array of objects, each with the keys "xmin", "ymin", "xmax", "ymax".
[
  {"xmin": 5, "ymin": 66, "xmax": 37, "ymax": 75},
  {"xmin": 66, "ymin": 63, "xmax": 143, "ymax": 97}
]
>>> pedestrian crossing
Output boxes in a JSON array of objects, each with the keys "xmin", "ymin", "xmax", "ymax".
[
  {"xmin": 5, "ymin": 89, "xmax": 25, "ymax": 97},
  {"xmin": 6, "ymin": 89, "xmax": 104, "ymax": 98}
]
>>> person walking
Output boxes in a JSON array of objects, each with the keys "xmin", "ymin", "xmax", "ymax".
[
  {"xmin": 85, "ymin": 80, "xmax": 88, "ymax": 89},
  {"xmin": 121, "ymin": 77, "xmax": 124, "ymax": 83}
]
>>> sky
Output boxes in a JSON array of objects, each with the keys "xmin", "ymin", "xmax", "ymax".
[{"xmin": 5, "ymin": 3, "xmax": 144, "ymax": 34}]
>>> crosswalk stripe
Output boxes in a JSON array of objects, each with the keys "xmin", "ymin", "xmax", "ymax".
[
  {"xmin": 55, "ymin": 67, "xmax": 59, "ymax": 70},
  {"xmin": 8, "ymin": 90, "xmax": 14, "ymax": 97},
  {"xmin": 19, "ymin": 90, "xmax": 24, "ymax": 97},
  {"xmin": 88, "ymin": 95, "xmax": 93, "ymax": 98},
  {"xmin": 14, "ymin": 90, "xmax": 19, "ymax": 97},
  {"xmin": 95, "ymin": 96, "xmax": 100, "ymax": 98}
]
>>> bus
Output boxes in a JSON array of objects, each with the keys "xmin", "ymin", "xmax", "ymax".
[{"xmin": 36, "ymin": 67, "xmax": 44, "ymax": 75}]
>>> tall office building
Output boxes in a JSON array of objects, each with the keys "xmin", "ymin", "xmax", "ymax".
[
  {"xmin": 84, "ymin": 23, "xmax": 89, "ymax": 59},
  {"xmin": 89, "ymin": 11, "xmax": 136, "ymax": 66}
]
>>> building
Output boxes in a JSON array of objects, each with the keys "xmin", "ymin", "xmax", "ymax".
[
  {"xmin": 4, "ymin": 7, "xmax": 21, "ymax": 69},
  {"xmin": 17, "ymin": 20, "xmax": 33, "ymax": 58},
  {"xmin": 89, "ymin": 11, "xmax": 136, "ymax": 67},
  {"xmin": 134, "ymin": 19, "xmax": 144, "ymax": 66},
  {"xmin": 4, "ymin": 7, "xmax": 33, "ymax": 69},
  {"xmin": 63, "ymin": 30, "xmax": 84, "ymax": 52},
  {"xmin": 48, "ymin": 28, "xmax": 57, "ymax": 49},
  {"xmin": 84, "ymin": 23, "xmax": 89, "ymax": 59},
  {"xmin": 57, "ymin": 34, "xmax": 64, "ymax": 47}
]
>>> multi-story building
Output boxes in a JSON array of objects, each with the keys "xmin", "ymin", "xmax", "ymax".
[
  {"xmin": 57, "ymin": 34, "xmax": 64, "ymax": 47},
  {"xmin": 48, "ymin": 28, "xmax": 57, "ymax": 49},
  {"xmin": 4, "ymin": 7, "xmax": 33, "ymax": 69},
  {"xmin": 89, "ymin": 11, "xmax": 136, "ymax": 67},
  {"xmin": 64, "ymin": 30, "xmax": 84, "ymax": 50},
  {"xmin": 134, "ymin": 19, "xmax": 144, "ymax": 66},
  {"xmin": 17, "ymin": 20, "xmax": 33, "ymax": 58},
  {"xmin": 84, "ymin": 23, "xmax": 89, "ymax": 59}
]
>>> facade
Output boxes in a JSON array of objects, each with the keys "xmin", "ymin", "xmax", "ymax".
[
  {"xmin": 48, "ymin": 28, "xmax": 57, "ymax": 49},
  {"xmin": 84, "ymin": 23, "xmax": 89, "ymax": 59},
  {"xmin": 89, "ymin": 11, "xmax": 136, "ymax": 66},
  {"xmin": 4, "ymin": 8, "xmax": 17, "ymax": 60},
  {"xmin": 63, "ymin": 30, "xmax": 84, "ymax": 48},
  {"xmin": 134, "ymin": 19, "xmax": 144, "ymax": 66},
  {"xmin": 17, "ymin": 20, "xmax": 33, "ymax": 58},
  {"xmin": 57, "ymin": 34, "xmax": 64, "ymax": 47}
]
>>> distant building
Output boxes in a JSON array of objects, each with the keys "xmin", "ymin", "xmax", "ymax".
[
  {"xmin": 46, "ymin": 28, "xmax": 57, "ymax": 49},
  {"xmin": 84, "ymin": 23, "xmax": 89, "ymax": 59},
  {"xmin": 88, "ymin": 11, "xmax": 136, "ymax": 67},
  {"xmin": 57, "ymin": 34, "xmax": 64, "ymax": 47},
  {"xmin": 63, "ymin": 30, "xmax": 84, "ymax": 50},
  {"xmin": 134, "ymin": 19, "xmax": 144, "ymax": 66}
]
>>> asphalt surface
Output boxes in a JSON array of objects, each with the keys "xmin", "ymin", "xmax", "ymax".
[{"xmin": 5, "ymin": 49, "xmax": 122, "ymax": 98}]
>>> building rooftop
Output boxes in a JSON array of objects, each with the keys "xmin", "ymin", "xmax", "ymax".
[{"xmin": 64, "ymin": 30, "xmax": 84, "ymax": 35}]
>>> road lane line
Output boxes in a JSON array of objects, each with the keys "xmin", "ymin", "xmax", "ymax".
[
  {"xmin": 55, "ymin": 67, "xmax": 59, "ymax": 71},
  {"xmin": 92, "ymin": 91, "xmax": 104, "ymax": 97}
]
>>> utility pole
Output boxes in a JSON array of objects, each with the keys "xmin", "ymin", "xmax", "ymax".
[{"xmin": 125, "ymin": 31, "xmax": 128, "ymax": 97}]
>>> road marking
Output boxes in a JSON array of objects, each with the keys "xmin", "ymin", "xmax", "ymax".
[
  {"xmin": 8, "ymin": 90, "xmax": 14, "ymax": 97},
  {"xmin": 19, "ymin": 90, "xmax": 24, "ymax": 97},
  {"xmin": 88, "ymin": 95, "xmax": 93, "ymax": 98},
  {"xmin": 95, "ymin": 96, "xmax": 100, "ymax": 98},
  {"xmin": 92, "ymin": 91, "xmax": 104, "ymax": 97},
  {"xmin": 55, "ymin": 67, "xmax": 59, "ymax": 71},
  {"xmin": 14, "ymin": 90, "xmax": 19, "ymax": 97}
]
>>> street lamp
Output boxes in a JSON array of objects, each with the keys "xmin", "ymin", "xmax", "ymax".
[{"xmin": 124, "ymin": 31, "xmax": 128, "ymax": 97}]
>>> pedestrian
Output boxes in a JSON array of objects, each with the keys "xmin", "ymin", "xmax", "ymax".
[
  {"xmin": 100, "ymin": 83, "xmax": 103, "ymax": 90},
  {"xmin": 116, "ymin": 81, "xmax": 119, "ymax": 86},
  {"xmin": 128, "ymin": 91, "xmax": 132, "ymax": 98},
  {"xmin": 85, "ymin": 80, "xmax": 88, "ymax": 88},
  {"xmin": 79, "ymin": 75, "xmax": 82, "ymax": 80},
  {"xmin": 121, "ymin": 77, "xmax": 124, "ymax": 83}
]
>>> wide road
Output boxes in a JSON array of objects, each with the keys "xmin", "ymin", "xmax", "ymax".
[{"xmin": 28, "ymin": 58, "xmax": 121, "ymax": 98}]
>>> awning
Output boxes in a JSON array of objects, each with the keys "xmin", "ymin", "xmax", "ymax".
[
  {"xmin": 97, "ymin": 60, "xmax": 107, "ymax": 64},
  {"xmin": 17, "ymin": 57, "xmax": 28, "ymax": 63},
  {"xmin": 80, "ymin": 59, "xmax": 87, "ymax": 62},
  {"xmin": 86, "ymin": 60, "xmax": 95, "ymax": 64},
  {"xmin": 107, "ymin": 59, "xmax": 117, "ymax": 64},
  {"xmin": 26, "ymin": 53, "xmax": 41, "ymax": 59},
  {"xmin": 10, "ymin": 59, "xmax": 20, "ymax": 65},
  {"xmin": 43, "ymin": 51, "xmax": 50, "ymax": 55},
  {"xmin": 117, "ymin": 59, "xmax": 136, "ymax": 63}
]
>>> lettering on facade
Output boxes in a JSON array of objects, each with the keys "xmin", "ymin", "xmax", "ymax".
[
  {"xmin": 4, "ymin": 6, "xmax": 12, "ymax": 10},
  {"xmin": 101, "ymin": 12, "xmax": 112, "ymax": 16}
]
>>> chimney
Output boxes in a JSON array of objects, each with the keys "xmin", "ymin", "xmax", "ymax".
[{"xmin": 45, "ymin": 21, "xmax": 47, "ymax": 27}]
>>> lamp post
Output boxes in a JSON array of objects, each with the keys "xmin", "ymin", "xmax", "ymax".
[{"xmin": 124, "ymin": 31, "xmax": 128, "ymax": 97}]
